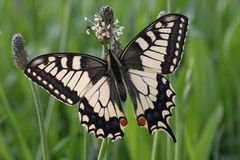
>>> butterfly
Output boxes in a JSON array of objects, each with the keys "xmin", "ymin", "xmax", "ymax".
[{"xmin": 24, "ymin": 13, "xmax": 188, "ymax": 142}]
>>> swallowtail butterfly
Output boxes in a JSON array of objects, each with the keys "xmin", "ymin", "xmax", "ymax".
[{"xmin": 25, "ymin": 13, "xmax": 188, "ymax": 142}]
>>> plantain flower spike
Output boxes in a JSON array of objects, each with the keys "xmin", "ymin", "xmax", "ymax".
[
  {"xmin": 85, "ymin": 5, "xmax": 124, "ymax": 44},
  {"xmin": 11, "ymin": 33, "xmax": 29, "ymax": 70}
]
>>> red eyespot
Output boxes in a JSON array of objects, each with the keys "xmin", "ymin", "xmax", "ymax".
[
  {"xmin": 137, "ymin": 115, "xmax": 146, "ymax": 126},
  {"xmin": 120, "ymin": 117, "xmax": 128, "ymax": 127}
]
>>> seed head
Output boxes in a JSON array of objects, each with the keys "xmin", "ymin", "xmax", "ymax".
[
  {"xmin": 11, "ymin": 33, "xmax": 29, "ymax": 70},
  {"xmin": 85, "ymin": 5, "xmax": 124, "ymax": 44}
]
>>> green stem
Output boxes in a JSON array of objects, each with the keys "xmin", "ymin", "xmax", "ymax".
[
  {"xmin": 97, "ymin": 139, "xmax": 109, "ymax": 160},
  {"xmin": 59, "ymin": 0, "xmax": 72, "ymax": 51},
  {"xmin": 174, "ymin": 107, "xmax": 180, "ymax": 160},
  {"xmin": 83, "ymin": 130, "xmax": 87, "ymax": 160},
  {"xmin": 151, "ymin": 132, "xmax": 159, "ymax": 160},
  {"xmin": 29, "ymin": 82, "xmax": 49, "ymax": 160},
  {"xmin": 167, "ymin": 0, "xmax": 171, "ymax": 13},
  {"xmin": 36, "ymin": 97, "xmax": 55, "ymax": 160},
  {"xmin": 167, "ymin": 137, "xmax": 171, "ymax": 160},
  {"xmin": 102, "ymin": 45, "xmax": 106, "ymax": 58}
]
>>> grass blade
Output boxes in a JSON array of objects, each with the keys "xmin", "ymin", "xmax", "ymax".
[
  {"xmin": 0, "ymin": 84, "xmax": 32, "ymax": 160},
  {"xmin": 29, "ymin": 82, "xmax": 49, "ymax": 160},
  {"xmin": 151, "ymin": 132, "xmax": 159, "ymax": 160},
  {"xmin": 97, "ymin": 139, "xmax": 109, "ymax": 160},
  {"xmin": 0, "ymin": 132, "xmax": 13, "ymax": 160}
]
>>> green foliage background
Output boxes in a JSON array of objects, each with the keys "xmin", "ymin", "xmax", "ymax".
[{"xmin": 0, "ymin": 0, "xmax": 240, "ymax": 159}]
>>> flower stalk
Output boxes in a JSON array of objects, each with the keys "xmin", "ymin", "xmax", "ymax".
[
  {"xmin": 84, "ymin": 5, "xmax": 124, "ymax": 159},
  {"xmin": 11, "ymin": 33, "xmax": 49, "ymax": 160}
]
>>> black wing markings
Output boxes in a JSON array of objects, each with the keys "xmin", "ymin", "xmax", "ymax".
[
  {"xmin": 24, "ymin": 13, "xmax": 188, "ymax": 142},
  {"xmin": 24, "ymin": 53, "xmax": 107, "ymax": 105},
  {"xmin": 120, "ymin": 13, "xmax": 188, "ymax": 74},
  {"xmin": 78, "ymin": 74, "xmax": 127, "ymax": 141},
  {"xmin": 124, "ymin": 69, "xmax": 176, "ymax": 142},
  {"xmin": 25, "ymin": 53, "xmax": 128, "ymax": 141}
]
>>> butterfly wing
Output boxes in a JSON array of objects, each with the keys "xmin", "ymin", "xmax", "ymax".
[
  {"xmin": 119, "ymin": 13, "xmax": 188, "ymax": 74},
  {"xmin": 24, "ymin": 53, "xmax": 107, "ymax": 105},
  {"xmin": 124, "ymin": 69, "xmax": 176, "ymax": 142},
  {"xmin": 25, "ymin": 53, "xmax": 127, "ymax": 141},
  {"xmin": 78, "ymin": 73, "xmax": 127, "ymax": 141}
]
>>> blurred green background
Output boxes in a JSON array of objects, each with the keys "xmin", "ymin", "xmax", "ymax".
[{"xmin": 0, "ymin": 0, "xmax": 240, "ymax": 160}]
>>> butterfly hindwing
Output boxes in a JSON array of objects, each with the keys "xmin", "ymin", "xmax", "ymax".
[
  {"xmin": 120, "ymin": 14, "xmax": 188, "ymax": 74},
  {"xmin": 24, "ymin": 53, "xmax": 107, "ymax": 105},
  {"xmin": 124, "ymin": 69, "xmax": 176, "ymax": 142},
  {"xmin": 78, "ymin": 74, "xmax": 127, "ymax": 141}
]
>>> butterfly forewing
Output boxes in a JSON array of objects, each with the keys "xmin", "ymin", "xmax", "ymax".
[
  {"xmin": 120, "ymin": 14, "xmax": 188, "ymax": 74},
  {"xmin": 124, "ymin": 69, "xmax": 176, "ymax": 142},
  {"xmin": 24, "ymin": 53, "xmax": 107, "ymax": 105}
]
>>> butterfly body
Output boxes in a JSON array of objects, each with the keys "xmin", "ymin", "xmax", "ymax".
[
  {"xmin": 24, "ymin": 13, "xmax": 188, "ymax": 141},
  {"xmin": 107, "ymin": 50, "xmax": 127, "ymax": 102}
]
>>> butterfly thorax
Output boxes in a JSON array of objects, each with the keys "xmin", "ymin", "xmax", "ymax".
[{"xmin": 107, "ymin": 50, "xmax": 127, "ymax": 102}]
